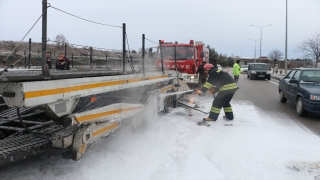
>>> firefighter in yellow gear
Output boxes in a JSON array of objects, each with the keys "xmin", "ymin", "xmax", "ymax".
[
  {"xmin": 233, "ymin": 60, "xmax": 241, "ymax": 83},
  {"xmin": 196, "ymin": 67, "xmax": 238, "ymax": 121}
]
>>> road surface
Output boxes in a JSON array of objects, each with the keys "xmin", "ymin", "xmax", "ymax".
[{"xmin": 233, "ymin": 73, "xmax": 320, "ymax": 136}]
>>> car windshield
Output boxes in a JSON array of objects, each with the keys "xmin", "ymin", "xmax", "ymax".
[
  {"xmin": 157, "ymin": 46, "xmax": 194, "ymax": 60},
  {"xmin": 250, "ymin": 64, "xmax": 268, "ymax": 70},
  {"xmin": 300, "ymin": 70, "xmax": 320, "ymax": 83},
  {"xmin": 241, "ymin": 65, "xmax": 248, "ymax": 68}
]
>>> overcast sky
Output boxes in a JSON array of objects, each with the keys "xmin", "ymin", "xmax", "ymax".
[{"xmin": 1, "ymin": 0, "xmax": 319, "ymax": 59}]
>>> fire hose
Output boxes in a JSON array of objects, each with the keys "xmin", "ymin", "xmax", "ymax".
[{"xmin": 177, "ymin": 102, "xmax": 209, "ymax": 114}]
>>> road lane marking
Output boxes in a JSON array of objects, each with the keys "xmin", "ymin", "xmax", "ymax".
[{"xmin": 268, "ymin": 80, "xmax": 279, "ymax": 85}]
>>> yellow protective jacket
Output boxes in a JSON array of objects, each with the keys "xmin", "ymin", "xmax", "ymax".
[{"xmin": 233, "ymin": 63, "xmax": 241, "ymax": 76}]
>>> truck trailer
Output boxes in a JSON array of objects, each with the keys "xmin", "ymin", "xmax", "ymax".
[{"xmin": 0, "ymin": 68, "xmax": 192, "ymax": 166}]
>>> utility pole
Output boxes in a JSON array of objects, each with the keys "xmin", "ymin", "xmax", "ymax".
[
  {"xmin": 284, "ymin": 0, "xmax": 288, "ymax": 74},
  {"xmin": 159, "ymin": 40, "xmax": 164, "ymax": 74},
  {"xmin": 41, "ymin": 0, "xmax": 50, "ymax": 78},
  {"xmin": 122, "ymin": 23, "xmax": 126, "ymax": 72},
  {"xmin": 90, "ymin": 46, "xmax": 92, "ymax": 69},
  {"xmin": 251, "ymin": 24, "xmax": 272, "ymax": 63},
  {"xmin": 142, "ymin": 34, "xmax": 145, "ymax": 75},
  {"xmin": 249, "ymin": 39, "xmax": 258, "ymax": 63},
  {"xmin": 28, "ymin": 38, "xmax": 31, "ymax": 69}
]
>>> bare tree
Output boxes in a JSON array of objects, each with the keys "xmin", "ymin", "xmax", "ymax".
[
  {"xmin": 54, "ymin": 34, "xmax": 68, "ymax": 53},
  {"xmin": 297, "ymin": 31, "xmax": 320, "ymax": 68},
  {"xmin": 269, "ymin": 49, "xmax": 283, "ymax": 68}
]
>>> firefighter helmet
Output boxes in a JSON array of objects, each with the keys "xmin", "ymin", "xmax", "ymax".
[{"xmin": 204, "ymin": 63, "xmax": 213, "ymax": 69}]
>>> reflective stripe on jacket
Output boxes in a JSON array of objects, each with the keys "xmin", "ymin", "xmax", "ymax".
[{"xmin": 201, "ymin": 68, "xmax": 238, "ymax": 93}]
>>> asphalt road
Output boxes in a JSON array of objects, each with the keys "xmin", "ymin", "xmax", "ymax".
[{"xmin": 233, "ymin": 73, "xmax": 320, "ymax": 136}]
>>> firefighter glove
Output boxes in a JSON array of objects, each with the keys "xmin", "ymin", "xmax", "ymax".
[
  {"xmin": 208, "ymin": 88, "xmax": 215, "ymax": 94},
  {"xmin": 195, "ymin": 89, "xmax": 203, "ymax": 96}
]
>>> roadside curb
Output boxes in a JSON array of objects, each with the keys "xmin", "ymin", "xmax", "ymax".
[{"xmin": 271, "ymin": 74, "xmax": 284, "ymax": 80}]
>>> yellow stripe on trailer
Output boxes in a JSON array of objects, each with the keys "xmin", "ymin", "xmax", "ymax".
[
  {"xmin": 75, "ymin": 106, "xmax": 143, "ymax": 123},
  {"xmin": 80, "ymin": 144, "xmax": 87, "ymax": 153},
  {"xmin": 121, "ymin": 106, "xmax": 143, "ymax": 113},
  {"xmin": 92, "ymin": 122, "xmax": 119, "ymax": 137},
  {"xmin": 24, "ymin": 74, "xmax": 168, "ymax": 99},
  {"xmin": 148, "ymin": 75, "xmax": 168, "ymax": 80},
  {"xmin": 76, "ymin": 109, "xmax": 120, "ymax": 122},
  {"xmin": 159, "ymin": 85, "xmax": 174, "ymax": 93},
  {"xmin": 25, "ymin": 80, "xmax": 127, "ymax": 98}
]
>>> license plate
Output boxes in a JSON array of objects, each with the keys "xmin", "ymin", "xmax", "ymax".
[{"xmin": 258, "ymin": 75, "xmax": 265, "ymax": 77}]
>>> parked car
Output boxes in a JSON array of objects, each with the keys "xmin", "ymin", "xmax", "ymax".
[
  {"xmin": 278, "ymin": 68, "xmax": 320, "ymax": 116},
  {"xmin": 240, "ymin": 65, "xmax": 248, "ymax": 73},
  {"xmin": 247, "ymin": 63, "xmax": 271, "ymax": 80},
  {"xmin": 217, "ymin": 64, "xmax": 222, "ymax": 70}
]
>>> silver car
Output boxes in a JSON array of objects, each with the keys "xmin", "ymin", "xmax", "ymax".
[{"xmin": 241, "ymin": 65, "xmax": 248, "ymax": 73}]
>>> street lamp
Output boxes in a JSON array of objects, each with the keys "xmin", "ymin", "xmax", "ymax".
[
  {"xmin": 284, "ymin": 0, "xmax": 288, "ymax": 74},
  {"xmin": 251, "ymin": 24, "xmax": 272, "ymax": 63},
  {"xmin": 249, "ymin": 39, "xmax": 259, "ymax": 63}
]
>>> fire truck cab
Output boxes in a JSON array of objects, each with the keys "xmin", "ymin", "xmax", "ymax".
[{"xmin": 155, "ymin": 40, "xmax": 209, "ymax": 84}]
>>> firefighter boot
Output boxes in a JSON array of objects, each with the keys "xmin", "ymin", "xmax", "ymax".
[
  {"xmin": 223, "ymin": 116, "xmax": 233, "ymax": 125},
  {"xmin": 203, "ymin": 117, "xmax": 216, "ymax": 121}
]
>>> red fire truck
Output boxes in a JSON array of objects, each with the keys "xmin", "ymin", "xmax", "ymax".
[{"xmin": 155, "ymin": 40, "xmax": 209, "ymax": 84}]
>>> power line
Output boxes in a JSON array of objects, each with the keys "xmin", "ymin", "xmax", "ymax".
[
  {"xmin": 1, "ymin": 8, "xmax": 48, "ymax": 66},
  {"xmin": 145, "ymin": 38, "xmax": 158, "ymax": 44},
  {"xmin": 125, "ymin": 32, "xmax": 136, "ymax": 71},
  {"xmin": 0, "ymin": 56, "xmax": 26, "ymax": 75},
  {"xmin": 125, "ymin": 32, "xmax": 131, "ymax": 57},
  {"xmin": 48, "ymin": 40, "xmax": 122, "ymax": 52},
  {"xmin": 49, "ymin": 5, "xmax": 122, "ymax": 28},
  {"xmin": 94, "ymin": 47, "xmax": 122, "ymax": 52},
  {"xmin": 11, "ymin": 56, "xmax": 25, "ymax": 66},
  {"xmin": 0, "ymin": 8, "xmax": 48, "ymax": 75}
]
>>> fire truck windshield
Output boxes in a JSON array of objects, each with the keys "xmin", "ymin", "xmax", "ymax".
[{"xmin": 157, "ymin": 46, "xmax": 194, "ymax": 60}]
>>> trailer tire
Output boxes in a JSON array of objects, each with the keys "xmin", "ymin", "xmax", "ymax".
[{"xmin": 163, "ymin": 96, "xmax": 173, "ymax": 114}]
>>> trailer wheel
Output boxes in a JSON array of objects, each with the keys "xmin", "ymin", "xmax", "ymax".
[
  {"xmin": 163, "ymin": 96, "xmax": 173, "ymax": 114},
  {"xmin": 164, "ymin": 89, "xmax": 176, "ymax": 113}
]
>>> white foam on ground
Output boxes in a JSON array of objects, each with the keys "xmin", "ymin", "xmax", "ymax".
[{"xmin": 1, "ymin": 96, "xmax": 319, "ymax": 180}]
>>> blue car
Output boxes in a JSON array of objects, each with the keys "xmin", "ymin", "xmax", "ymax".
[{"xmin": 278, "ymin": 68, "xmax": 320, "ymax": 116}]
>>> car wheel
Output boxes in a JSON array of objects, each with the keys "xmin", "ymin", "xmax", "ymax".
[
  {"xmin": 279, "ymin": 91, "xmax": 287, "ymax": 103},
  {"xmin": 268, "ymin": 77, "xmax": 271, "ymax": 80},
  {"xmin": 247, "ymin": 74, "xmax": 249, "ymax": 79},
  {"xmin": 296, "ymin": 97, "xmax": 308, "ymax": 117},
  {"xmin": 249, "ymin": 75, "xmax": 253, "ymax": 80}
]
